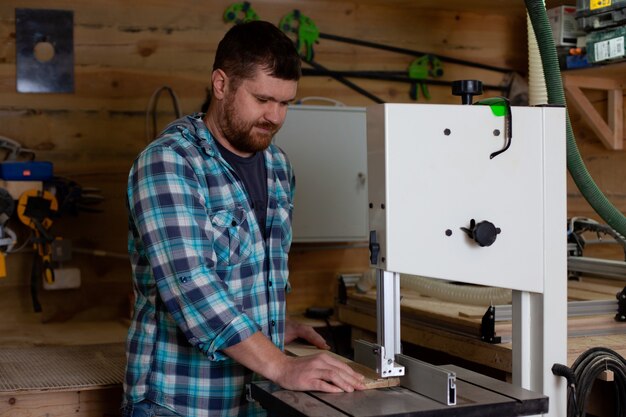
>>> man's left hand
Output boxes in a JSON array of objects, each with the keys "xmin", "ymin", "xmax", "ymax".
[{"xmin": 284, "ymin": 318, "xmax": 330, "ymax": 350}]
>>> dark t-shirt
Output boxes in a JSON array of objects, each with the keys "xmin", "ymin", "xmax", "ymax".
[{"xmin": 214, "ymin": 140, "xmax": 268, "ymax": 239}]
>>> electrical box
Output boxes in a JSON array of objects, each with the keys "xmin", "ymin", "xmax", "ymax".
[
  {"xmin": 576, "ymin": 0, "xmax": 626, "ymax": 31},
  {"xmin": 273, "ymin": 105, "xmax": 368, "ymax": 242},
  {"xmin": 586, "ymin": 24, "xmax": 626, "ymax": 62},
  {"xmin": 548, "ymin": 5, "xmax": 585, "ymax": 46}
]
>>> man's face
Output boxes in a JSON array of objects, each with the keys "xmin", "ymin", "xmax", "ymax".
[{"xmin": 220, "ymin": 69, "xmax": 298, "ymax": 154}]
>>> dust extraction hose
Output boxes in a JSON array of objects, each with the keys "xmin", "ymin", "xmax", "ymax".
[
  {"xmin": 357, "ymin": 271, "xmax": 512, "ymax": 306},
  {"xmin": 400, "ymin": 274, "xmax": 511, "ymax": 306},
  {"xmin": 525, "ymin": 0, "xmax": 626, "ymax": 238}
]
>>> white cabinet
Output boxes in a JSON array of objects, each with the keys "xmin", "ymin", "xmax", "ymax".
[{"xmin": 273, "ymin": 105, "xmax": 368, "ymax": 242}]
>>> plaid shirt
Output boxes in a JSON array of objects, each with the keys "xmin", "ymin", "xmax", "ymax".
[{"xmin": 123, "ymin": 114, "xmax": 294, "ymax": 417}]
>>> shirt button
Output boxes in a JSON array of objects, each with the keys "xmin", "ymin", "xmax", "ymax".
[
  {"xmin": 271, "ymin": 320, "xmax": 276, "ymax": 327},
  {"xmin": 231, "ymin": 220, "xmax": 237, "ymax": 226},
  {"xmin": 268, "ymin": 280, "xmax": 272, "ymax": 287},
  {"xmin": 180, "ymin": 276, "xmax": 188, "ymax": 283}
]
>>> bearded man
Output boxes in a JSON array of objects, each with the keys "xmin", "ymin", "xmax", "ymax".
[{"xmin": 122, "ymin": 21, "xmax": 364, "ymax": 417}]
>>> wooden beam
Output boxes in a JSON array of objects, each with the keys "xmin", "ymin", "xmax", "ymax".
[
  {"xmin": 609, "ymin": 88, "xmax": 624, "ymax": 148},
  {"xmin": 563, "ymin": 75, "xmax": 624, "ymax": 150}
]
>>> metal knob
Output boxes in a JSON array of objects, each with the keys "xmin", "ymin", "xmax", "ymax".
[
  {"xmin": 461, "ymin": 219, "xmax": 501, "ymax": 247},
  {"xmin": 452, "ymin": 80, "xmax": 483, "ymax": 105}
]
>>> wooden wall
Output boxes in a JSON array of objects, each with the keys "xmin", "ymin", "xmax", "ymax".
[{"xmin": 0, "ymin": 0, "xmax": 623, "ymax": 327}]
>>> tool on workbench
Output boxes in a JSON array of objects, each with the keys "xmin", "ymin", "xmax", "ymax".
[
  {"xmin": 567, "ymin": 217, "xmax": 626, "ymax": 260},
  {"xmin": 249, "ymin": 52, "xmax": 563, "ymax": 417},
  {"xmin": 566, "ymin": 217, "xmax": 626, "ymax": 283},
  {"xmin": 223, "ymin": 2, "xmax": 259, "ymax": 24},
  {"xmin": 352, "ymin": 80, "xmax": 566, "ymax": 413}
]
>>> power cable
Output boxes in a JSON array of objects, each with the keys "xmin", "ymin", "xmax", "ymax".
[
  {"xmin": 145, "ymin": 86, "xmax": 182, "ymax": 143},
  {"xmin": 553, "ymin": 347, "xmax": 626, "ymax": 417}
]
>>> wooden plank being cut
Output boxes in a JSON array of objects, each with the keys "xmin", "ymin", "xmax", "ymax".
[{"xmin": 285, "ymin": 343, "xmax": 400, "ymax": 389}]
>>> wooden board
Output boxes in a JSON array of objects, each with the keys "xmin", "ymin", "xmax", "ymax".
[{"xmin": 285, "ymin": 343, "xmax": 400, "ymax": 389}]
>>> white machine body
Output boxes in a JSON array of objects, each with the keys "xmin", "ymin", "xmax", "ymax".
[
  {"xmin": 368, "ymin": 103, "xmax": 564, "ymax": 292},
  {"xmin": 364, "ymin": 103, "xmax": 567, "ymax": 417}
]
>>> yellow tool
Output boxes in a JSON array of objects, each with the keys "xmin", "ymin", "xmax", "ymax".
[{"xmin": 17, "ymin": 189, "xmax": 58, "ymax": 284}]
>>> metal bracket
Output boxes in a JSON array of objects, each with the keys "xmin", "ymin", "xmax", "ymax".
[
  {"xmin": 568, "ymin": 256, "xmax": 626, "ymax": 280},
  {"xmin": 354, "ymin": 340, "xmax": 456, "ymax": 406},
  {"xmin": 353, "ymin": 269, "xmax": 405, "ymax": 377},
  {"xmin": 480, "ymin": 305, "xmax": 501, "ymax": 344},
  {"xmin": 376, "ymin": 269, "xmax": 405, "ymax": 377},
  {"xmin": 354, "ymin": 339, "xmax": 405, "ymax": 378}
]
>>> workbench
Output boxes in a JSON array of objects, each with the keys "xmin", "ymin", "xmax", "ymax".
[
  {"xmin": 251, "ymin": 365, "xmax": 548, "ymax": 417},
  {"xmin": 0, "ymin": 342, "xmax": 125, "ymax": 416},
  {"xmin": 338, "ymin": 277, "xmax": 626, "ymax": 374}
]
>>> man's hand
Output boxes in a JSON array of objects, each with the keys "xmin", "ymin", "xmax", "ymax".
[
  {"xmin": 223, "ymin": 332, "xmax": 365, "ymax": 393},
  {"xmin": 285, "ymin": 318, "xmax": 329, "ymax": 350},
  {"xmin": 272, "ymin": 352, "xmax": 366, "ymax": 393}
]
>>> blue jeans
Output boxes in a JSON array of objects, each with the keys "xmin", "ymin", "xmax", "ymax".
[{"xmin": 122, "ymin": 400, "xmax": 180, "ymax": 417}]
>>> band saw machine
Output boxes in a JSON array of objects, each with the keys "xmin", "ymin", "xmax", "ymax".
[{"xmin": 252, "ymin": 82, "xmax": 567, "ymax": 417}]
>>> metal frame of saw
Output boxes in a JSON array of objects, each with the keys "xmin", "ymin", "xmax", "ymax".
[{"xmin": 354, "ymin": 271, "xmax": 457, "ymax": 406}]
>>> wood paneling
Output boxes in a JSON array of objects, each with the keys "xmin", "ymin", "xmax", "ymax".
[
  {"xmin": 2, "ymin": 0, "xmax": 619, "ymax": 327},
  {"xmin": 0, "ymin": 0, "xmax": 527, "ymax": 324},
  {"xmin": 0, "ymin": 387, "xmax": 123, "ymax": 417}
]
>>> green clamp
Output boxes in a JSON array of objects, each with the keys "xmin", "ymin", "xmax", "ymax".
[
  {"xmin": 279, "ymin": 10, "xmax": 319, "ymax": 62},
  {"xmin": 407, "ymin": 55, "xmax": 443, "ymax": 101},
  {"xmin": 224, "ymin": 2, "xmax": 259, "ymax": 24}
]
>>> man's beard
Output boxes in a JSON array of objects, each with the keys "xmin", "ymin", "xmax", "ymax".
[{"xmin": 221, "ymin": 93, "xmax": 278, "ymax": 154}]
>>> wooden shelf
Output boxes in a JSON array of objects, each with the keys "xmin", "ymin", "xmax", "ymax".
[
  {"xmin": 563, "ymin": 61, "xmax": 626, "ymax": 82},
  {"xmin": 562, "ymin": 62, "xmax": 626, "ymax": 150}
]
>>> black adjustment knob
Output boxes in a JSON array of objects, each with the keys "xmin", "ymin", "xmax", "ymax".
[
  {"xmin": 460, "ymin": 219, "xmax": 501, "ymax": 247},
  {"xmin": 452, "ymin": 80, "xmax": 483, "ymax": 105}
]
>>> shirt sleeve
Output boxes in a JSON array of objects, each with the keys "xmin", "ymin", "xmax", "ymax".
[{"xmin": 128, "ymin": 144, "xmax": 259, "ymax": 360}]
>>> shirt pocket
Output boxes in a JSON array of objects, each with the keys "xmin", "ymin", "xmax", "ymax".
[
  {"xmin": 210, "ymin": 207, "xmax": 253, "ymax": 265},
  {"xmin": 274, "ymin": 199, "xmax": 293, "ymax": 253}
]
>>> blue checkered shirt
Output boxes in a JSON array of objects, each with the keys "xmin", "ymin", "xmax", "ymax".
[{"xmin": 123, "ymin": 114, "xmax": 294, "ymax": 417}]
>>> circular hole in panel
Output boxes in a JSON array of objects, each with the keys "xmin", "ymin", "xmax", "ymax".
[{"xmin": 34, "ymin": 41, "xmax": 55, "ymax": 63}]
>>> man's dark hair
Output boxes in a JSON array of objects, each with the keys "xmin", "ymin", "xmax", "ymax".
[{"xmin": 213, "ymin": 21, "xmax": 301, "ymax": 89}]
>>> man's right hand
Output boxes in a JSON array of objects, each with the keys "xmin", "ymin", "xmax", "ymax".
[
  {"xmin": 223, "ymin": 332, "xmax": 366, "ymax": 393},
  {"xmin": 272, "ymin": 352, "xmax": 366, "ymax": 393}
]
